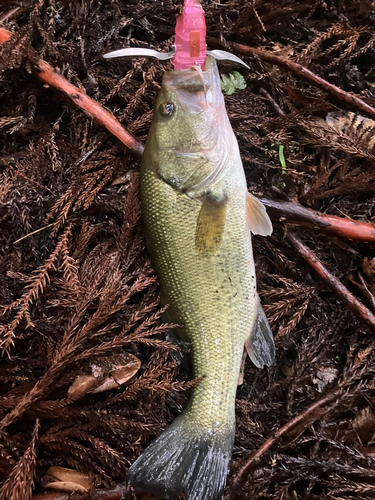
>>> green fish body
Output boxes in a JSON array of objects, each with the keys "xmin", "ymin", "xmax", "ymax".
[{"xmin": 129, "ymin": 56, "xmax": 275, "ymax": 500}]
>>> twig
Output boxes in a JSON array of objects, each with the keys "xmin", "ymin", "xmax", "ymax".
[
  {"xmin": 13, "ymin": 223, "xmax": 55, "ymax": 244},
  {"xmin": 0, "ymin": 27, "xmax": 144, "ymax": 158},
  {"xmin": 286, "ymin": 232, "xmax": 375, "ymax": 331},
  {"xmin": 233, "ymin": 385, "xmax": 342, "ymax": 486},
  {"xmin": 260, "ymin": 197, "xmax": 375, "ymax": 243},
  {"xmin": 259, "ymin": 88, "xmax": 285, "ymax": 116},
  {"xmin": 1, "ymin": 158, "xmax": 54, "ymax": 194},
  {"xmin": 253, "ymin": 7, "xmax": 266, "ymax": 32},
  {"xmin": 32, "ymin": 484, "xmax": 128, "ymax": 500},
  {"xmin": 0, "ymin": 7, "xmax": 20, "ymax": 23},
  {"xmin": 208, "ymin": 38, "xmax": 375, "ymax": 120}
]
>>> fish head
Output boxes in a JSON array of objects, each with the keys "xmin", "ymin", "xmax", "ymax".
[{"xmin": 147, "ymin": 56, "xmax": 236, "ymax": 196}]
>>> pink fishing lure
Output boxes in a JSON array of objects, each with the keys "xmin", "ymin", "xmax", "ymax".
[{"xmin": 172, "ymin": 0, "xmax": 207, "ymax": 70}]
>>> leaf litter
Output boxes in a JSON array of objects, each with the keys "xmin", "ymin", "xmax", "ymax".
[{"xmin": 0, "ymin": 1, "xmax": 375, "ymax": 499}]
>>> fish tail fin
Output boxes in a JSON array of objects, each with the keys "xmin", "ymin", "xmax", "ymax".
[{"xmin": 128, "ymin": 413, "xmax": 234, "ymax": 500}]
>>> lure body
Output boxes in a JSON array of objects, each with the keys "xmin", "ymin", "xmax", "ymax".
[{"xmin": 173, "ymin": 0, "xmax": 206, "ymax": 70}]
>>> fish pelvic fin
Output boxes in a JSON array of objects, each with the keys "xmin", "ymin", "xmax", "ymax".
[
  {"xmin": 128, "ymin": 413, "xmax": 234, "ymax": 500},
  {"xmin": 245, "ymin": 296, "xmax": 276, "ymax": 368}
]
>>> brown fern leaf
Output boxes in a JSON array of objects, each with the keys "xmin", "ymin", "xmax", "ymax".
[
  {"xmin": 40, "ymin": 436, "xmax": 113, "ymax": 486},
  {"xmin": 299, "ymin": 116, "xmax": 375, "ymax": 158},
  {"xmin": 325, "ymin": 31, "xmax": 363, "ymax": 70},
  {"xmin": 102, "ymin": 66, "xmax": 137, "ymax": 104},
  {"xmin": 0, "ymin": 226, "xmax": 72, "ymax": 356},
  {"xmin": 260, "ymin": 275, "xmax": 315, "ymax": 339},
  {"xmin": 326, "ymin": 111, "xmax": 375, "ymax": 153},
  {"xmin": 0, "ymin": 420, "xmax": 39, "ymax": 500},
  {"xmin": 119, "ymin": 64, "xmax": 158, "ymax": 124},
  {"xmin": 47, "ymin": 161, "xmax": 116, "ymax": 235},
  {"xmin": 296, "ymin": 23, "xmax": 346, "ymax": 64}
]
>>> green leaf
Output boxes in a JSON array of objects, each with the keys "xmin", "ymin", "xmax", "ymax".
[
  {"xmin": 231, "ymin": 71, "xmax": 247, "ymax": 90},
  {"xmin": 221, "ymin": 71, "xmax": 247, "ymax": 95}
]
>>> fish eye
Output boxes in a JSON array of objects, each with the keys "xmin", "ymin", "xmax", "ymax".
[{"xmin": 159, "ymin": 102, "xmax": 175, "ymax": 117}]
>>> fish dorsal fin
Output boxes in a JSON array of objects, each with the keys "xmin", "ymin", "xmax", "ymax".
[
  {"xmin": 245, "ymin": 297, "xmax": 275, "ymax": 368},
  {"xmin": 195, "ymin": 195, "xmax": 227, "ymax": 256},
  {"xmin": 246, "ymin": 192, "xmax": 273, "ymax": 236}
]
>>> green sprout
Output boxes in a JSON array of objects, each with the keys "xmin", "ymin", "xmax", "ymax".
[
  {"xmin": 220, "ymin": 71, "xmax": 247, "ymax": 95},
  {"xmin": 269, "ymin": 141, "xmax": 286, "ymax": 188},
  {"xmin": 278, "ymin": 144, "xmax": 286, "ymax": 174}
]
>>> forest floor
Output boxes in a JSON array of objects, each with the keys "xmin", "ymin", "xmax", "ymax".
[{"xmin": 1, "ymin": 1, "xmax": 375, "ymax": 499}]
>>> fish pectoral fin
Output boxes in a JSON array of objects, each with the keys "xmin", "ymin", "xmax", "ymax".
[
  {"xmin": 195, "ymin": 194, "xmax": 227, "ymax": 256},
  {"xmin": 246, "ymin": 192, "xmax": 273, "ymax": 236},
  {"xmin": 245, "ymin": 297, "xmax": 276, "ymax": 368}
]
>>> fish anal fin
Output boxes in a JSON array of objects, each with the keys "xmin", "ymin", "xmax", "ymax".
[
  {"xmin": 195, "ymin": 195, "xmax": 227, "ymax": 256},
  {"xmin": 246, "ymin": 192, "xmax": 273, "ymax": 236},
  {"xmin": 245, "ymin": 297, "xmax": 275, "ymax": 369}
]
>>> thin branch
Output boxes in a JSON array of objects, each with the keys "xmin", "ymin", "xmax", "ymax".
[
  {"xmin": 260, "ymin": 197, "xmax": 375, "ymax": 243},
  {"xmin": 32, "ymin": 484, "xmax": 128, "ymax": 500},
  {"xmin": 286, "ymin": 232, "xmax": 375, "ymax": 331},
  {"xmin": 13, "ymin": 223, "xmax": 55, "ymax": 244},
  {"xmin": 0, "ymin": 7, "xmax": 20, "ymax": 23},
  {"xmin": 0, "ymin": 419, "xmax": 40, "ymax": 500},
  {"xmin": 208, "ymin": 37, "xmax": 375, "ymax": 120},
  {"xmin": 233, "ymin": 386, "xmax": 342, "ymax": 486},
  {"xmin": 0, "ymin": 27, "xmax": 144, "ymax": 158},
  {"xmin": 259, "ymin": 88, "xmax": 285, "ymax": 116},
  {"xmin": 1, "ymin": 158, "xmax": 54, "ymax": 194}
]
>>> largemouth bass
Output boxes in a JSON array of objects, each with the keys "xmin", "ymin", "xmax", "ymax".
[{"xmin": 129, "ymin": 56, "xmax": 275, "ymax": 500}]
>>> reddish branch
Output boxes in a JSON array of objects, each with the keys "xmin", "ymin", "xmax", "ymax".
[
  {"xmin": 287, "ymin": 232, "xmax": 375, "ymax": 331},
  {"xmin": 260, "ymin": 197, "xmax": 375, "ymax": 243},
  {"xmin": 0, "ymin": 27, "xmax": 144, "ymax": 158},
  {"xmin": 208, "ymin": 37, "xmax": 375, "ymax": 120},
  {"xmin": 0, "ymin": 27, "xmax": 9, "ymax": 43},
  {"xmin": 233, "ymin": 384, "xmax": 342, "ymax": 486}
]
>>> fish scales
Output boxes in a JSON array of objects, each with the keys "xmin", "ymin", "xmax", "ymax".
[
  {"xmin": 142, "ymin": 163, "xmax": 256, "ymax": 432},
  {"xmin": 129, "ymin": 56, "xmax": 275, "ymax": 500}
]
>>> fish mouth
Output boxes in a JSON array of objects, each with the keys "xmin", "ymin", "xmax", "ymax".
[
  {"xmin": 161, "ymin": 56, "xmax": 221, "ymax": 113},
  {"xmin": 172, "ymin": 149, "xmax": 205, "ymax": 159}
]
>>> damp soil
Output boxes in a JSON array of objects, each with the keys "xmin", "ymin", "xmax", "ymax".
[{"xmin": 1, "ymin": 1, "xmax": 375, "ymax": 499}]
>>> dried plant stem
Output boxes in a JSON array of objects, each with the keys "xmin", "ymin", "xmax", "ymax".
[
  {"xmin": 32, "ymin": 484, "xmax": 127, "ymax": 500},
  {"xmin": 0, "ymin": 7, "xmax": 20, "ymax": 24},
  {"xmin": 259, "ymin": 88, "xmax": 285, "ymax": 116},
  {"xmin": 0, "ymin": 419, "xmax": 39, "ymax": 500},
  {"xmin": 233, "ymin": 386, "xmax": 342, "ymax": 486},
  {"xmin": 208, "ymin": 38, "xmax": 375, "ymax": 120},
  {"xmin": 13, "ymin": 223, "xmax": 55, "ymax": 244},
  {"xmin": 260, "ymin": 197, "xmax": 375, "ymax": 243},
  {"xmin": 286, "ymin": 233, "xmax": 375, "ymax": 331},
  {"xmin": 1, "ymin": 158, "xmax": 54, "ymax": 194},
  {"xmin": 0, "ymin": 27, "xmax": 144, "ymax": 158}
]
